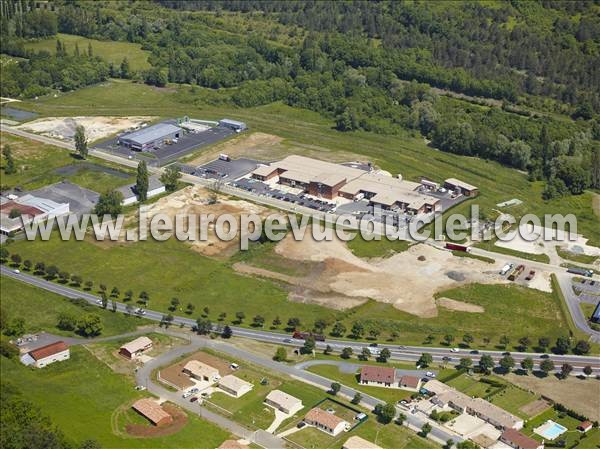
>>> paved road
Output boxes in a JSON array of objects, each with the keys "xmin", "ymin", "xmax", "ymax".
[
  {"xmin": 556, "ymin": 274, "xmax": 600, "ymax": 343},
  {"xmin": 3, "ymin": 267, "xmax": 599, "ymax": 374},
  {"xmin": 295, "ymin": 359, "xmax": 436, "ymax": 378}
]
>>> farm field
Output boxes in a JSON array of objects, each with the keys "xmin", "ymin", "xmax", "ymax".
[
  {"xmin": 15, "ymin": 80, "xmax": 600, "ymax": 246},
  {"xmin": 24, "ymin": 33, "xmax": 151, "ymax": 71},
  {"xmin": 0, "ymin": 346, "xmax": 230, "ymax": 448},
  {"xmin": 0, "ymin": 276, "xmax": 146, "ymax": 338},
  {"xmin": 0, "ymin": 132, "xmax": 134, "ymax": 192}
]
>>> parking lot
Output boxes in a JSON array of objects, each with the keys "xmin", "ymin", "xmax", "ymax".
[
  {"xmin": 95, "ymin": 121, "xmax": 235, "ymax": 166},
  {"xmin": 194, "ymin": 157, "xmax": 261, "ymax": 181},
  {"xmin": 231, "ymin": 177, "xmax": 336, "ymax": 213},
  {"xmin": 30, "ymin": 181, "xmax": 100, "ymax": 215}
]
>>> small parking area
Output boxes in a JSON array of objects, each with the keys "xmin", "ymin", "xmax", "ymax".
[
  {"xmin": 194, "ymin": 157, "xmax": 261, "ymax": 181},
  {"xmin": 30, "ymin": 181, "xmax": 100, "ymax": 215},
  {"xmin": 573, "ymin": 278, "xmax": 600, "ymax": 295},
  {"xmin": 230, "ymin": 178, "xmax": 336, "ymax": 213},
  {"xmin": 95, "ymin": 122, "xmax": 235, "ymax": 166}
]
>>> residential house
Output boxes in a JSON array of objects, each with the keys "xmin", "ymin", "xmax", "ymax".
[
  {"xmin": 500, "ymin": 429, "xmax": 544, "ymax": 449},
  {"xmin": 359, "ymin": 366, "xmax": 396, "ymax": 387},
  {"xmin": 119, "ymin": 336, "xmax": 153, "ymax": 359},
  {"xmin": 264, "ymin": 390, "xmax": 303, "ymax": 415},
  {"xmin": 131, "ymin": 398, "xmax": 173, "ymax": 427},
  {"xmin": 182, "ymin": 360, "xmax": 220, "ymax": 383},
  {"xmin": 304, "ymin": 408, "xmax": 349, "ymax": 436},
  {"xmin": 21, "ymin": 341, "xmax": 70, "ymax": 368},
  {"xmin": 398, "ymin": 375, "xmax": 422, "ymax": 392},
  {"xmin": 217, "ymin": 375, "xmax": 253, "ymax": 398}
]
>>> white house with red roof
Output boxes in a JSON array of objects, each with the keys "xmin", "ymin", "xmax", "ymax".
[{"xmin": 20, "ymin": 341, "xmax": 70, "ymax": 368}]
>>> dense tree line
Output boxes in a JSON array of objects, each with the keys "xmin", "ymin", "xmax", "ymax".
[
  {"xmin": 0, "ymin": 0, "xmax": 57, "ymax": 39},
  {"xmin": 1, "ymin": 39, "xmax": 109, "ymax": 98},
  {"xmin": 1, "ymin": 0, "xmax": 598, "ymax": 197}
]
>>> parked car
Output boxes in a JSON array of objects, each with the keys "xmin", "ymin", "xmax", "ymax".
[
  {"xmin": 182, "ymin": 391, "xmax": 193, "ymax": 399},
  {"xmin": 426, "ymin": 371, "xmax": 436, "ymax": 378},
  {"xmin": 134, "ymin": 385, "xmax": 146, "ymax": 391},
  {"xmin": 190, "ymin": 397, "xmax": 198, "ymax": 403},
  {"xmin": 230, "ymin": 363, "xmax": 239, "ymax": 370},
  {"xmin": 297, "ymin": 422, "xmax": 306, "ymax": 429}
]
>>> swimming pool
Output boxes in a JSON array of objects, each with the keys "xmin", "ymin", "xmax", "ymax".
[{"xmin": 534, "ymin": 420, "xmax": 568, "ymax": 440}]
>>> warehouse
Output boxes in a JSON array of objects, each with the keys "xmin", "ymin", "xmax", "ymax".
[
  {"xmin": 117, "ymin": 176, "xmax": 165, "ymax": 206},
  {"xmin": 0, "ymin": 193, "xmax": 70, "ymax": 235},
  {"xmin": 219, "ymin": 118, "xmax": 247, "ymax": 132},
  {"xmin": 118, "ymin": 123, "xmax": 182, "ymax": 151}
]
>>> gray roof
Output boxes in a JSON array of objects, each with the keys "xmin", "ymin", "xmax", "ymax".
[
  {"xmin": 220, "ymin": 118, "xmax": 246, "ymax": 127},
  {"xmin": 117, "ymin": 176, "xmax": 164, "ymax": 199},
  {"xmin": 121, "ymin": 123, "xmax": 182, "ymax": 145}
]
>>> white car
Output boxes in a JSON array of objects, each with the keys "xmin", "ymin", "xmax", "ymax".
[
  {"xmin": 182, "ymin": 391, "xmax": 193, "ymax": 399},
  {"xmin": 450, "ymin": 348, "xmax": 460, "ymax": 353},
  {"xmin": 426, "ymin": 371, "xmax": 436, "ymax": 378},
  {"xmin": 95, "ymin": 299, "xmax": 103, "ymax": 305},
  {"xmin": 134, "ymin": 385, "xmax": 146, "ymax": 391},
  {"xmin": 13, "ymin": 269, "xmax": 20, "ymax": 274}
]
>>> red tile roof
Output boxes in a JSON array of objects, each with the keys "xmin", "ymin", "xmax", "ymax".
[
  {"xmin": 305, "ymin": 407, "xmax": 346, "ymax": 430},
  {"xmin": 360, "ymin": 365, "xmax": 395, "ymax": 384},
  {"xmin": 132, "ymin": 399, "xmax": 172, "ymax": 425},
  {"xmin": 0, "ymin": 201, "xmax": 44, "ymax": 217},
  {"xmin": 399, "ymin": 375, "xmax": 421, "ymax": 389},
  {"xmin": 29, "ymin": 341, "xmax": 69, "ymax": 361},
  {"xmin": 501, "ymin": 429, "xmax": 541, "ymax": 449},
  {"xmin": 578, "ymin": 421, "xmax": 593, "ymax": 430}
]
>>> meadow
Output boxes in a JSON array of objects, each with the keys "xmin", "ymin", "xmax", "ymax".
[
  {"xmin": 0, "ymin": 276, "xmax": 145, "ymax": 338},
  {"xmin": 0, "ymin": 347, "xmax": 230, "ymax": 449},
  {"xmin": 24, "ymin": 33, "xmax": 151, "ymax": 71}
]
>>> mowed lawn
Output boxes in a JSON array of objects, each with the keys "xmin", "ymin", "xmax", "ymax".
[
  {"xmin": 0, "ymin": 276, "xmax": 145, "ymax": 338},
  {"xmin": 0, "ymin": 347, "xmax": 230, "ymax": 449},
  {"xmin": 24, "ymin": 33, "xmax": 151, "ymax": 71},
  {"xmin": 1, "ymin": 132, "xmax": 134, "ymax": 192},
  {"xmin": 17, "ymin": 80, "xmax": 600, "ymax": 246}
]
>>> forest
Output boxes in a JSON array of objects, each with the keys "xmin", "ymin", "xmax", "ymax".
[{"xmin": 1, "ymin": 0, "xmax": 599, "ymax": 199}]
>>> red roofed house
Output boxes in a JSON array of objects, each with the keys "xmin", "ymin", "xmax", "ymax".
[
  {"xmin": 132, "ymin": 398, "xmax": 173, "ymax": 427},
  {"xmin": 398, "ymin": 375, "xmax": 422, "ymax": 392},
  {"xmin": 24, "ymin": 341, "xmax": 70, "ymax": 368},
  {"xmin": 577, "ymin": 421, "xmax": 593, "ymax": 433},
  {"xmin": 360, "ymin": 366, "xmax": 396, "ymax": 387},
  {"xmin": 500, "ymin": 429, "xmax": 544, "ymax": 449},
  {"xmin": 304, "ymin": 408, "xmax": 349, "ymax": 436}
]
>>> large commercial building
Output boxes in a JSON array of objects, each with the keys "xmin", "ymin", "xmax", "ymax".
[
  {"xmin": 118, "ymin": 123, "xmax": 182, "ymax": 151},
  {"xmin": 219, "ymin": 118, "xmax": 247, "ymax": 132},
  {"xmin": 0, "ymin": 193, "xmax": 69, "ymax": 235},
  {"xmin": 117, "ymin": 176, "xmax": 165, "ymax": 206},
  {"xmin": 251, "ymin": 155, "xmax": 443, "ymax": 215}
]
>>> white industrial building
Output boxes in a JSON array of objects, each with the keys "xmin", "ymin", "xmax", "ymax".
[
  {"xmin": 0, "ymin": 193, "xmax": 69, "ymax": 234},
  {"xmin": 117, "ymin": 176, "xmax": 165, "ymax": 206},
  {"xmin": 20, "ymin": 341, "xmax": 70, "ymax": 368}
]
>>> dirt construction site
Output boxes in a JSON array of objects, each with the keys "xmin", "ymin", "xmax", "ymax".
[
  {"xmin": 123, "ymin": 185, "xmax": 271, "ymax": 258},
  {"xmin": 236, "ymin": 233, "xmax": 515, "ymax": 317},
  {"xmin": 16, "ymin": 116, "xmax": 155, "ymax": 142}
]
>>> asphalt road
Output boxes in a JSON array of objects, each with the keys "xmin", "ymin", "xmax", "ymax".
[{"xmin": 3, "ymin": 267, "xmax": 599, "ymax": 374}]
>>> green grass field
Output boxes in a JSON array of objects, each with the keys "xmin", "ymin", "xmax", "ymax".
[
  {"xmin": 0, "ymin": 347, "xmax": 230, "ymax": 448},
  {"xmin": 3, "ymin": 231, "xmax": 578, "ymax": 349},
  {"xmin": 24, "ymin": 33, "xmax": 151, "ymax": 71},
  {"xmin": 0, "ymin": 276, "xmax": 146, "ymax": 338},
  {"xmin": 556, "ymin": 247, "xmax": 599, "ymax": 265},
  {"xmin": 1, "ymin": 132, "xmax": 134, "ymax": 192}
]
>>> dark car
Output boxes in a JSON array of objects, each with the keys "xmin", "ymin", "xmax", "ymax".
[
  {"xmin": 297, "ymin": 422, "xmax": 306, "ymax": 429},
  {"xmin": 470, "ymin": 350, "xmax": 480, "ymax": 354},
  {"xmin": 369, "ymin": 343, "xmax": 378, "ymax": 347},
  {"xmin": 190, "ymin": 397, "xmax": 198, "ymax": 403}
]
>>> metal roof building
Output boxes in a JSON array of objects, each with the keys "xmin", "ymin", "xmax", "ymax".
[
  {"xmin": 118, "ymin": 123, "xmax": 182, "ymax": 151},
  {"xmin": 219, "ymin": 118, "xmax": 247, "ymax": 131}
]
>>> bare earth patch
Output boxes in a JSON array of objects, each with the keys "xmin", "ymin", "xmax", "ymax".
[
  {"xmin": 505, "ymin": 373, "xmax": 600, "ymax": 421},
  {"xmin": 235, "ymin": 232, "xmax": 507, "ymax": 317},
  {"xmin": 124, "ymin": 185, "xmax": 271, "ymax": 258},
  {"xmin": 437, "ymin": 297, "xmax": 484, "ymax": 313},
  {"xmin": 16, "ymin": 116, "xmax": 155, "ymax": 142},
  {"xmin": 519, "ymin": 398, "xmax": 552, "ymax": 417}
]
